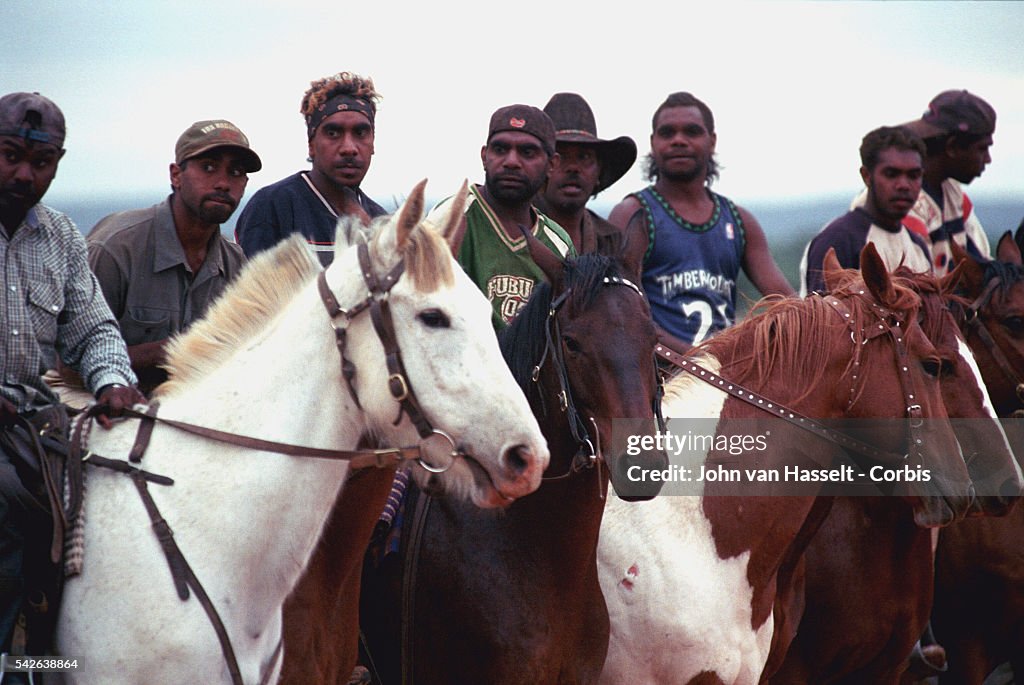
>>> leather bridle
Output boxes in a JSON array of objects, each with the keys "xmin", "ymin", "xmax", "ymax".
[
  {"xmin": 655, "ymin": 292, "xmax": 931, "ymax": 467},
  {"xmin": 534, "ymin": 274, "xmax": 664, "ymax": 481},
  {"xmin": 72, "ymin": 241, "xmax": 465, "ymax": 685},
  {"xmin": 960, "ymin": 275, "xmax": 1024, "ymax": 417}
]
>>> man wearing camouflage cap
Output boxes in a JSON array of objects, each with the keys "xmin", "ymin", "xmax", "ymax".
[
  {"xmin": 425, "ymin": 103, "xmax": 575, "ymax": 329},
  {"xmin": 0, "ymin": 91, "xmax": 143, "ymax": 661},
  {"xmin": 86, "ymin": 119, "xmax": 261, "ymax": 394}
]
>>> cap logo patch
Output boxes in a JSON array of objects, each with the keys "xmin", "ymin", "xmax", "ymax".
[{"xmin": 510, "ymin": 117, "xmax": 526, "ymax": 128}]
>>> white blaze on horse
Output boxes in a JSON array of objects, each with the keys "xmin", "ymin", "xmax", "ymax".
[{"xmin": 54, "ymin": 180, "xmax": 549, "ymax": 685}]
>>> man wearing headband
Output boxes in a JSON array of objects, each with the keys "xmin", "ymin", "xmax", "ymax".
[
  {"xmin": 534, "ymin": 92, "xmax": 637, "ymax": 253},
  {"xmin": 610, "ymin": 91, "xmax": 794, "ymax": 352},
  {"xmin": 424, "ymin": 103, "xmax": 575, "ymax": 329},
  {"xmin": 0, "ymin": 91, "xmax": 143, "ymax": 661},
  {"xmin": 235, "ymin": 71, "xmax": 386, "ymax": 266},
  {"xmin": 86, "ymin": 119, "xmax": 261, "ymax": 395}
]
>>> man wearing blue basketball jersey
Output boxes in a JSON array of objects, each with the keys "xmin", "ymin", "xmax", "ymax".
[{"xmin": 610, "ymin": 92, "xmax": 794, "ymax": 351}]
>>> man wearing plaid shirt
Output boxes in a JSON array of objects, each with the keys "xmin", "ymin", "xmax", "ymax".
[{"xmin": 0, "ymin": 92, "xmax": 144, "ymax": 663}]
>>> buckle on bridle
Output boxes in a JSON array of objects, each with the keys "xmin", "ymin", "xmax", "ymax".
[{"xmin": 388, "ymin": 373, "xmax": 410, "ymax": 401}]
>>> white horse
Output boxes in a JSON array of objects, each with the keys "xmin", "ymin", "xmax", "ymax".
[{"xmin": 54, "ymin": 180, "xmax": 549, "ymax": 684}]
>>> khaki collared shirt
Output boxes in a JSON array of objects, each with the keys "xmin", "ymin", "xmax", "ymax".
[{"xmin": 87, "ymin": 196, "xmax": 245, "ymax": 351}]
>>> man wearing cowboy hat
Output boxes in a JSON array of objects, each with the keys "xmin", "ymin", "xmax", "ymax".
[{"xmin": 534, "ymin": 93, "xmax": 637, "ymax": 254}]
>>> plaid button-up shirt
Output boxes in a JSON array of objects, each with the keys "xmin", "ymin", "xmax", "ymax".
[{"xmin": 1, "ymin": 203, "xmax": 136, "ymax": 411}]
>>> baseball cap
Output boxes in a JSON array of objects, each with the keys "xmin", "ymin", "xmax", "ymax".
[
  {"xmin": 0, "ymin": 92, "xmax": 66, "ymax": 148},
  {"xmin": 901, "ymin": 90, "xmax": 996, "ymax": 139},
  {"xmin": 174, "ymin": 119, "xmax": 262, "ymax": 172},
  {"xmin": 487, "ymin": 104, "xmax": 556, "ymax": 156}
]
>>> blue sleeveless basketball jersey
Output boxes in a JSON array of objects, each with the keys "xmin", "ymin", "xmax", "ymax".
[{"xmin": 636, "ymin": 187, "xmax": 745, "ymax": 345}]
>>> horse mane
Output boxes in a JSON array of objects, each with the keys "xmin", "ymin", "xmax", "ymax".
[
  {"xmin": 498, "ymin": 253, "xmax": 625, "ymax": 405},
  {"xmin": 699, "ymin": 271, "xmax": 921, "ymax": 404},
  {"xmin": 158, "ymin": 235, "xmax": 322, "ymax": 396},
  {"xmin": 891, "ymin": 267, "xmax": 966, "ymax": 340}
]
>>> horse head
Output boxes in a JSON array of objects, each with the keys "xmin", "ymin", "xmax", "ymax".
[
  {"xmin": 821, "ymin": 244, "xmax": 974, "ymax": 526},
  {"xmin": 328, "ymin": 179, "xmax": 549, "ymax": 508},
  {"xmin": 893, "ymin": 262, "xmax": 1023, "ymax": 517},
  {"xmin": 506, "ymin": 221, "xmax": 667, "ymax": 500},
  {"xmin": 952, "ymin": 234, "xmax": 1024, "ymax": 421}
]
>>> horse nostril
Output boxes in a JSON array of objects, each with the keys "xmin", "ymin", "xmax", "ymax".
[{"xmin": 504, "ymin": 444, "xmax": 531, "ymax": 476}]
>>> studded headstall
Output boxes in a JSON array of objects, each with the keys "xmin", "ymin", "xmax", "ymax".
[
  {"xmin": 534, "ymin": 274, "xmax": 661, "ymax": 480},
  {"xmin": 318, "ymin": 242, "xmax": 459, "ymax": 473},
  {"xmin": 961, "ymin": 275, "xmax": 1024, "ymax": 417},
  {"xmin": 654, "ymin": 292, "xmax": 928, "ymax": 467}
]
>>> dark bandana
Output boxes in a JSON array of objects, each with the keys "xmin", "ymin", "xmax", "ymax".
[{"xmin": 306, "ymin": 94, "xmax": 375, "ymax": 138}]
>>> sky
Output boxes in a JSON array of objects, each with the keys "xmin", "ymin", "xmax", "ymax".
[{"xmin": 5, "ymin": 1, "xmax": 1024, "ymax": 214}]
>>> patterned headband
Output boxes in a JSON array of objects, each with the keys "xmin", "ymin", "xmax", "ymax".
[{"xmin": 306, "ymin": 94, "xmax": 375, "ymax": 138}]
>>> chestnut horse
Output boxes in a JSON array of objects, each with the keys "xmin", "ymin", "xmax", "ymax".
[
  {"xmin": 770, "ymin": 260, "xmax": 1022, "ymax": 685},
  {"xmin": 358, "ymin": 227, "xmax": 668, "ymax": 684},
  {"xmin": 598, "ymin": 244, "xmax": 975, "ymax": 685},
  {"xmin": 930, "ymin": 232, "xmax": 1024, "ymax": 685}
]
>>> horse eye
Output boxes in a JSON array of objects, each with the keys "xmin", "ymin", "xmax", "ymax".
[
  {"xmin": 418, "ymin": 309, "xmax": 450, "ymax": 329},
  {"xmin": 921, "ymin": 357, "xmax": 954, "ymax": 379},
  {"xmin": 563, "ymin": 336, "xmax": 582, "ymax": 354},
  {"xmin": 1001, "ymin": 316, "xmax": 1024, "ymax": 335}
]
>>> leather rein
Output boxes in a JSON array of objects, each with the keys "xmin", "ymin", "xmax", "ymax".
[
  {"xmin": 655, "ymin": 292, "xmax": 929, "ymax": 466},
  {"xmin": 74, "ymin": 242, "xmax": 457, "ymax": 685}
]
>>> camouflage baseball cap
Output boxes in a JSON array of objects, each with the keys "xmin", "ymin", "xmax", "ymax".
[{"xmin": 174, "ymin": 119, "xmax": 262, "ymax": 172}]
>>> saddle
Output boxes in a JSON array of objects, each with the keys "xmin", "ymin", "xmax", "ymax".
[{"xmin": 0, "ymin": 403, "xmax": 82, "ymax": 657}]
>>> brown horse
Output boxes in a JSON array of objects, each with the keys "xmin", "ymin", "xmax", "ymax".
[
  {"xmin": 930, "ymin": 232, "xmax": 1024, "ymax": 685},
  {"xmin": 358, "ymin": 228, "xmax": 667, "ymax": 684},
  {"xmin": 598, "ymin": 244, "xmax": 975, "ymax": 685},
  {"xmin": 770, "ymin": 260, "xmax": 1022, "ymax": 685}
]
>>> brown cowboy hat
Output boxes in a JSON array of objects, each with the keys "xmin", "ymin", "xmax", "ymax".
[{"xmin": 543, "ymin": 92, "xmax": 637, "ymax": 193}]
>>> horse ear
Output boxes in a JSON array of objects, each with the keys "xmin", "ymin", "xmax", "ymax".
[
  {"xmin": 996, "ymin": 231, "xmax": 1023, "ymax": 266},
  {"xmin": 860, "ymin": 242, "xmax": 897, "ymax": 306},
  {"xmin": 821, "ymin": 248, "xmax": 844, "ymax": 293},
  {"xmin": 520, "ymin": 224, "xmax": 564, "ymax": 288},
  {"xmin": 395, "ymin": 179, "xmax": 428, "ymax": 250},
  {"xmin": 951, "ymin": 238, "xmax": 985, "ymax": 291},
  {"xmin": 440, "ymin": 180, "xmax": 471, "ymax": 256},
  {"xmin": 617, "ymin": 211, "xmax": 648, "ymax": 283}
]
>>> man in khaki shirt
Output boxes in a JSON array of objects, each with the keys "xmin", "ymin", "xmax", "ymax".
[{"xmin": 87, "ymin": 120, "xmax": 261, "ymax": 394}]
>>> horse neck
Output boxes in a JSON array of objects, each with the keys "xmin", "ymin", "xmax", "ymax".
[{"xmin": 148, "ymin": 280, "xmax": 369, "ymax": 599}]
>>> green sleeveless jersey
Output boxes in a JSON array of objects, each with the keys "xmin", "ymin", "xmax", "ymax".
[{"xmin": 426, "ymin": 184, "xmax": 575, "ymax": 329}]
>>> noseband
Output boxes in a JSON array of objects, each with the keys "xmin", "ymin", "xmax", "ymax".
[
  {"xmin": 533, "ymin": 274, "xmax": 662, "ymax": 480},
  {"xmin": 317, "ymin": 242, "xmax": 459, "ymax": 472}
]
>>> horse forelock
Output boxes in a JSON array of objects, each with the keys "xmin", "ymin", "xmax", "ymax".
[
  {"xmin": 158, "ymin": 235, "xmax": 321, "ymax": 396},
  {"xmin": 984, "ymin": 259, "xmax": 1024, "ymax": 297},
  {"xmin": 369, "ymin": 218, "xmax": 454, "ymax": 292}
]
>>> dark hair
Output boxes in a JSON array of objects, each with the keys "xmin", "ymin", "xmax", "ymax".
[
  {"xmin": 300, "ymin": 72, "xmax": 381, "ymax": 121},
  {"xmin": 644, "ymin": 92, "xmax": 719, "ymax": 184},
  {"xmin": 860, "ymin": 126, "xmax": 926, "ymax": 170}
]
